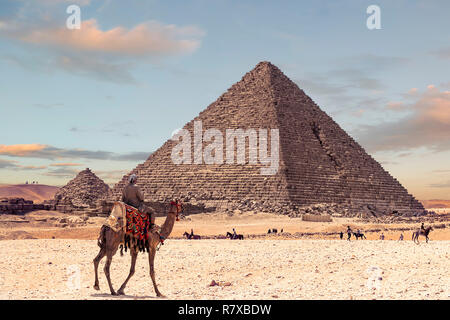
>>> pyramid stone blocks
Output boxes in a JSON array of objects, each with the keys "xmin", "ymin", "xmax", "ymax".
[{"xmin": 112, "ymin": 62, "xmax": 425, "ymax": 217}]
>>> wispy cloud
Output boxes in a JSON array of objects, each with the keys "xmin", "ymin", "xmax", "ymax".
[
  {"xmin": 14, "ymin": 19, "xmax": 205, "ymax": 57},
  {"xmin": 292, "ymin": 54, "xmax": 409, "ymax": 118},
  {"xmin": 0, "ymin": 2, "xmax": 205, "ymax": 83},
  {"xmin": 54, "ymin": 54, "xmax": 138, "ymax": 84},
  {"xmin": 0, "ymin": 144, "xmax": 150, "ymax": 161},
  {"xmin": 430, "ymin": 47, "xmax": 450, "ymax": 60},
  {"xmin": 0, "ymin": 144, "xmax": 47, "ymax": 156},
  {"xmin": 355, "ymin": 86, "xmax": 450, "ymax": 152},
  {"xmin": 44, "ymin": 167, "xmax": 79, "ymax": 178},
  {"xmin": 113, "ymin": 152, "xmax": 150, "ymax": 161},
  {"xmin": 0, "ymin": 158, "xmax": 46, "ymax": 170},
  {"xmin": 95, "ymin": 169, "xmax": 129, "ymax": 183},
  {"xmin": 0, "ymin": 159, "xmax": 17, "ymax": 169},
  {"xmin": 50, "ymin": 163, "xmax": 82, "ymax": 167},
  {"xmin": 429, "ymin": 180, "xmax": 450, "ymax": 188},
  {"xmin": 432, "ymin": 169, "xmax": 450, "ymax": 173}
]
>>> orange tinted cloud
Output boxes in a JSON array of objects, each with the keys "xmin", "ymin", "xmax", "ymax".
[
  {"xmin": 386, "ymin": 101, "xmax": 405, "ymax": 111},
  {"xmin": 420, "ymin": 91, "xmax": 450, "ymax": 125},
  {"xmin": 18, "ymin": 165, "xmax": 47, "ymax": 170},
  {"xmin": 50, "ymin": 163, "xmax": 82, "ymax": 167},
  {"xmin": 0, "ymin": 144, "xmax": 47, "ymax": 156},
  {"xmin": 357, "ymin": 86, "xmax": 450, "ymax": 152},
  {"xmin": 19, "ymin": 19, "xmax": 205, "ymax": 57}
]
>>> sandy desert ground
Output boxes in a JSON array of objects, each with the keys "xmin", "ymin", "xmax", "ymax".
[
  {"xmin": 0, "ymin": 239, "xmax": 448, "ymax": 300},
  {"xmin": 0, "ymin": 210, "xmax": 449, "ymax": 300},
  {"xmin": 1, "ymin": 210, "xmax": 450, "ymax": 240}
]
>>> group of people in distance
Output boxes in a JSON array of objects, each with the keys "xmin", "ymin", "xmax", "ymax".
[
  {"xmin": 339, "ymin": 223, "xmax": 430, "ymax": 241},
  {"xmin": 339, "ymin": 226, "xmax": 365, "ymax": 241},
  {"xmin": 122, "ymin": 175, "xmax": 429, "ymax": 243}
]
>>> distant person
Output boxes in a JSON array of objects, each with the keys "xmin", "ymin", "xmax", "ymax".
[
  {"xmin": 190, "ymin": 228, "xmax": 194, "ymax": 239},
  {"xmin": 233, "ymin": 228, "xmax": 237, "ymax": 239},
  {"xmin": 347, "ymin": 226, "xmax": 352, "ymax": 241},
  {"xmin": 339, "ymin": 231, "xmax": 343, "ymax": 240},
  {"xmin": 379, "ymin": 233, "xmax": 385, "ymax": 240},
  {"xmin": 398, "ymin": 233, "xmax": 404, "ymax": 241},
  {"xmin": 420, "ymin": 222, "xmax": 425, "ymax": 232}
]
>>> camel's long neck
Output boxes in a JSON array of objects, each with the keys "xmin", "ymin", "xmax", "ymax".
[{"xmin": 160, "ymin": 213, "xmax": 176, "ymax": 239}]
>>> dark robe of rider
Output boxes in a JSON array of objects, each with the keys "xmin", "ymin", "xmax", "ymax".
[
  {"xmin": 346, "ymin": 226, "xmax": 352, "ymax": 241},
  {"xmin": 122, "ymin": 174, "xmax": 155, "ymax": 227}
]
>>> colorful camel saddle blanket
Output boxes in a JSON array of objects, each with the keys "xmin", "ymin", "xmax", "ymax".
[{"xmin": 103, "ymin": 202, "xmax": 160, "ymax": 237}]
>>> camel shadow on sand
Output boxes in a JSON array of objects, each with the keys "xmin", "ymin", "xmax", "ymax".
[{"xmin": 90, "ymin": 293, "xmax": 167, "ymax": 300}]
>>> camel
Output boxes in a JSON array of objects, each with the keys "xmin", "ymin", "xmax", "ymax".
[
  {"xmin": 183, "ymin": 231, "xmax": 201, "ymax": 240},
  {"xmin": 93, "ymin": 201, "xmax": 180, "ymax": 297},
  {"xmin": 412, "ymin": 226, "xmax": 433, "ymax": 244}
]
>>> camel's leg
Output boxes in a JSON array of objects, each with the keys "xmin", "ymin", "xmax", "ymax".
[
  {"xmin": 93, "ymin": 247, "xmax": 106, "ymax": 290},
  {"xmin": 104, "ymin": 253, "xmax": 118, "ymax": 295},
  {"xmin": 117, "ymin": 249, "xmax": 138, "ymax": 295},
  {"xmin": 148, "ymin": 246, "xmax": 163, "ymax": 297}
]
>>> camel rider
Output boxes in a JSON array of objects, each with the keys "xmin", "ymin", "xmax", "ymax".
[{"xmin": 122, "ymin": 174, "xmax": 156, "ymax": 231}]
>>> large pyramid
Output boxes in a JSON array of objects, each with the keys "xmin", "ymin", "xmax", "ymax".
[
  {"xmin": 55, "ymin": 168, "xmax": 110, "ymax": 208},
  {"xmin": 112, "ymin": 62, "xmax": 425, "ymax": 217}
]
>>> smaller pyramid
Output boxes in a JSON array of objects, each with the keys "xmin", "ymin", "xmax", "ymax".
[{"xmin": 54, "ymin": 168, "xmax": 110, "ymax": 208}]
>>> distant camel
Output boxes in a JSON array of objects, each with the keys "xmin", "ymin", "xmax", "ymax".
[
  {"xmin": 226, "ymin": 232, "xmax": 244, "ymax": 240},
  {"xmin": 353, "ymin": 232, "xmax": 367, "ymax": 240},
  {"xmin": 412, "ymin": 226, "xmax": 433, "ymax": 244},
  {"xmin": 93, "ymin": 201, "xmax": 181, "ymax": 297},
  {"xmin": 183, "ymin": 231, "xmax": 201, "ymax": 240}
]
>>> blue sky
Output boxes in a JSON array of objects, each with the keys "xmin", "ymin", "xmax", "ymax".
[{"xmin": 0, "ymin": 0, "xmax": 449, "ymax": 200}]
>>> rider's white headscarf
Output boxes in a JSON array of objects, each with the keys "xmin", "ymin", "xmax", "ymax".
[{"xmin": 129, "ymin": 174, "xmax": 137, "ymax": 184}]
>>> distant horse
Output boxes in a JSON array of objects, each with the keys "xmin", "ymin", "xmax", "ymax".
[
  {"xmin": 353, "ymin": 232, "xmax": 367, "ymax": 240},
  {"xmin": 183, "ymin": 231, "xmax": 201, "ymax": 240},
  {"xmin": 412, "ymin": 226, "xmax": 433, "ymax": 244},
  {"xmin": 226, "ymin": 232, "xmax": 244, "ymax": 240}
]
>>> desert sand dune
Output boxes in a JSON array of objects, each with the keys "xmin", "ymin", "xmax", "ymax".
[{"xmin": 0, "ymin": 184, "xmax": 59, "ymax": 203}]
